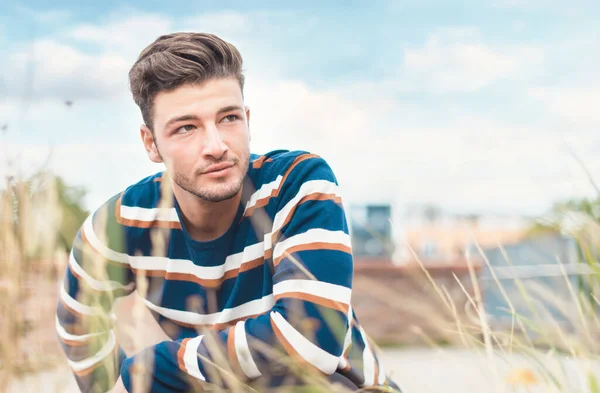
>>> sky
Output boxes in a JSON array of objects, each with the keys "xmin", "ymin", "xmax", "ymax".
[{"xmin": 1, "ymin": 0, "xmax": 599, "ymax": 222}]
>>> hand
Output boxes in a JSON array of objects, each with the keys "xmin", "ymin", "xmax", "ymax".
[
  {"xmin": 114, "ymin": 293, "xmax": 172, "ymax": 357},
  {"xmin": 109, "ymin": 376, "xmax": 128, "ymax": 393}
]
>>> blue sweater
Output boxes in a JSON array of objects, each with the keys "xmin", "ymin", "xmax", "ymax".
[{"xmin": 56, "ymin": 150, "xmax": 400, "ymax": 392}]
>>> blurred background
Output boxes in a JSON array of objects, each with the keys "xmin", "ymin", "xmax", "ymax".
[{"xmin": 1, "ymin": 1, "xmax": 600, "ymax": 392}]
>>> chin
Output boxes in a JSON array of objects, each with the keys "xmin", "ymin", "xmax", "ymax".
[
  {"xmin": 174, "ymin": 167, "xmax": 246, "ymax": 203},
  {"xmin": 195, "ymin": 177, "xmax": 244, "ymax": 202}
]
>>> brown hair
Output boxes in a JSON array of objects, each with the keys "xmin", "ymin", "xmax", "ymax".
[{"xmin": 128, "ymin": 32, "xmax": 245, "ymax": 130}]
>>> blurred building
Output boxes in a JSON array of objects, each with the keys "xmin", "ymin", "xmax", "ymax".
[
  {"xmin": 393, "ymin": 207, "xmax": 532, "ymax": 266},
  {"xmin": 348, "ymin": 203, "xmax": 395, "ymax": 262},
  {"xmin": 479, "ymin": 232, "xmax": 584, "ymax": 334}
]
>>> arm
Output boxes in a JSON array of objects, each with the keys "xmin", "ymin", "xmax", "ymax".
[
  {"xmin": 121, "ymin": 155, "xmax": 353, "ymax": 393},
  {"xmin": 56, "ymin": 195, "xmax": 136, "ymax": 393}
]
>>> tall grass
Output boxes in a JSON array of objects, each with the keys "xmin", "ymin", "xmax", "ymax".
[
  {"xmin": 0, "ymin": 171, "xmax": 66, "ymax": 391},
  {"xmin": 1, "ymin": 166, "xmax": 600, "ymax": 393}
]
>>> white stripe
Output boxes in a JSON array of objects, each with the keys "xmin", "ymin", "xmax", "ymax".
[
  {"xmin": 55, "ymin": 316, "xmax": 105, "ymax": 343},
  {"xmin": 67, "ymin": 331, "xmax": 117, "ymax": 372},
  {"xmin": 83, "ymin": 215, "xmax": 129, "ymax": 264},
  {"xmin": 270, "ymin": 311, "xmax": 338, "ymax": 375},
  {"xmin": 359, "ymin": 326, "xmax": 376, "ymax": 386},
  {"xmin": 272, "ymin": 180, "xmax": 340, "ymax": 233},
  {"xmin": 183, "ymin": 336, "xmax": 206, "ymax": 381},
  {"xmin": 126, "ymin": 241, "xmax": 263, "ymax": 279},
  {"xmin": 69, "ymin": 252, "xmax": 134, "ymax": 292},
  {"xmin": 85, "ymin": 212, "xmax": 265, "ymax": 280},
  {"xmin": 338, "ymin": 307, "xmax": 353, "ymax": 369},
  {"xmin": 120, "ymin": 205, "xmax": 179, "ymax": 223},
  {"xmin": 142, "ymin": 294, "xmax": 274, "ymax": 326},
  {"xmin": 273, "ymin": 229, "xmax": 351, "ymax": 260},
  {"xmin": 377, "ymin": 359, "xmax": 387, "ymax": 385},
  {"xmin": 234, "ymin": 320, "xmax": 262, "ymax": 379},
  {"xmin": 273, "ymin": 280, "xmax": 351, "ymax": 305},
  {"xmin": 244, "ymin": 176, "xmax": 282, "ymax": 213},
  {"xmin": 60, "ymin": 285, "xmax": 103, "ymax": 316}
]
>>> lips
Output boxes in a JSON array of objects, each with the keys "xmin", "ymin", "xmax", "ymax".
[{"xmin": 203, "ymin": 162, "xmax": 235, "ymax": 174}]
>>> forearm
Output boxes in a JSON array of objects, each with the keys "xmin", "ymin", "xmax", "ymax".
[
  {"xmin": 120, "ymin": 298, "xmax": 351, "ymax": 393},
  {"xmin": 57, "ymin": 215, "xmax": 135, "ymax": 392}
]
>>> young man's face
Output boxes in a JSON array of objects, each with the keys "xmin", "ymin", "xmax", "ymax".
[{"xmin": 142, "ymin": 78, "xmax": 251, "ymax": 203}]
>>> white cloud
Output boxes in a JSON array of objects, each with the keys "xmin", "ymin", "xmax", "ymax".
[
  {"xmin": 399, "ymin": 28, "xmax": 544, "ymax": 93},
  {"xmin": 5, "ymin": 39, "xmax": 130, "ymax": 100},
  {"xmin": 0, "ymin": 10, "xmax": 291, "ymax": 102},
  {"xmin": 529, "ymin": 86, "xmax": 600, "ymax": 129},
  {"xmin": 2, "ymin": 11, "xmax": 599, "ymax": 220},
  {"xmin": 70, "ymin": 14, "xmax": 173, "ymax": 55}
]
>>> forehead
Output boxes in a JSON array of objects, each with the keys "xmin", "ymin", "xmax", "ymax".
[{"xmin": 153, "ymin": 78, "xmax": 243, "ymax": 126}]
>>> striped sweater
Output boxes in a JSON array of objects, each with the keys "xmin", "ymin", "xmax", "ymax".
[{"xmin": 56, "ymin": 150, "xmax": 400, "ymax": 393}]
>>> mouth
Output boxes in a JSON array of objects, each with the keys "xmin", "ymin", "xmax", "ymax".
[{"xmin": 202, "ymin": 162, "xmax": 235, "ymax": 175}]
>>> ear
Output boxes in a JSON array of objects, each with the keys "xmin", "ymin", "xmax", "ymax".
[
  {"xmin": 245, "ymin": 105, "xmax": 251, "ymax": 141},
  {"xmin": 140, "ymin": 124, "xmax": 163, "ymax": 163}
]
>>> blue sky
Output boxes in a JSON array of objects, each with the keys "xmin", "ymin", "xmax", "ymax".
[{"xmin": 1, "ymin": 0, "xmax": 599, "ymax": 220}]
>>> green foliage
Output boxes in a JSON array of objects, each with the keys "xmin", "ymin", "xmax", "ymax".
[
  {"xmin": 528, "ymin": 196, "xmax": 600, "ymax": 237},
  {"xmin": 53, "ymin": 174, "xmax": 89, "ymax": 251},
  {"xmin": 0, "ymin": 170, "xmax": 89, "ymax": 256}
]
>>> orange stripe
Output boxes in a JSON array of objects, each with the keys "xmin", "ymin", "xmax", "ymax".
[
  {"xmin": 271, "ymin": 192, "xmax": 342, "ymax": 241},
  {"xmin": 168, "ymin": 311, "xmax": 268, "ymax": 331},
  {"xmin": 81, "ymin": 227, "xmax": 265, "ymax": 288},
  {"xmin": 273, "ymin": 242, "xmax": 352, "ymax": 266},
  {"xmin": 252, "ymin": 155, "xmax": 273, "ymax": 169},
  {"xmin": 367, "ymin": 337, "xmax": 380, "ymax": 386},
  {"xmin": 58, "ymin": 329, "xmax": 106, "ymax": 347},
  {"xmin": 67, "ymin": 256, "xmax": 130, "ymax": 296},
  {"xmin": 227, "ymin": 326, "xmax": 244, "ymax": 377},
  {"xmin": 265, "ymin": 248, "xmax": 273, "ymax": 261},
  {"xmin": 60, "ymin": 337, "xmax": 92, "ymax": 347},
  {"xmin": 80, "ymin": 230, "xmax": 132, "ymax": 271},
  {"xmin": 59, "ymin": 295, "xmax": 94, "ymax": 318},
  {"xmin": 244, "ymin": 153, "xmax": 319, "ymax": 218},
  {"xmin": 274, "ymin": 292, "xmax": 349, "ymax": 313},
  {"xmin": 342, "ymin": 333, "xmax": 352, "ymax": 360},
  {"xmin": 278, "ymin": 154, "xmax": 320, "ymax": 194},
  {"xmin": 243, "ymin": 193, "xmax": 276, "ymax": 218},
  {"xmin": 130, "ymin": 256, "xmax": 265, "ymax": 288},
  {"xmin": 270, "ymin": 316, "xmax": 325, "ymax": 377},
  {"xmin": 115, "ymin": 193, "xmax": 182, "ymax": 229},
  {"xmin": 73, "ymin": 343, "xmax": 119, "ymax": 377},
  {"xmin": 177, "ymin": 338, "xmax": 192, "ymax": 372}
]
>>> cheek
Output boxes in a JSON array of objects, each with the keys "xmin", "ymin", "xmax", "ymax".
[
  {"xmin": 228, "ymin": 131, "xmax": 250, "ymax": 153},
  {"xmin": 163, "ymin": 143, "xmax": 197, "ymax": 170}
]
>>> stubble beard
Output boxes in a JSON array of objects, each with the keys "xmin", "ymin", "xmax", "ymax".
[{"xmin": 173, "ymin": 154, "xmax": 250, "ymax": 203}]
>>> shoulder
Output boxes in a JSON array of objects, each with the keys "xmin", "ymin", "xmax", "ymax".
[
  {"xmin": 87, "ymin": 171, "xmax": 167, "ymax": 229},
  {"xmin": 250, "ymin": 150, "xmax": 337, "ymax": 187},
  {"xmin": 247, "ymin": 150, "xmax": 340, "ymax": 214}
]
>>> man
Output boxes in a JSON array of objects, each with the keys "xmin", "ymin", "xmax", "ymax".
[{"xmin": 56, "ymin": 32, "xmax": 401, "ymax": 393}]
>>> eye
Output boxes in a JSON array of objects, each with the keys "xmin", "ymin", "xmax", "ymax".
[
  {"xmin": 175, "ymin": 124, "xmax": 196, "ymax": 134},
  {"xmin": 221, "ymin": 114, "xmax": 239, "ymax": 123}
]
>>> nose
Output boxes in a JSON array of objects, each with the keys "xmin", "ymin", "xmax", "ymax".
[{"xmin": 202, "ymin": 124, "xmax": 228, "ymax": 159}]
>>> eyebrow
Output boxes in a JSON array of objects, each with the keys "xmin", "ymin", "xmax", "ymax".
[
  {"xmin": 164, "ymin": 105, "xmax": 244, "ymax": 129},
  {"xmin": 217, "ymin": 105, "xmax": 244, "ymax": 115}
]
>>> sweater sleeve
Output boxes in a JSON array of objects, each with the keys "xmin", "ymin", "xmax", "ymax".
[
  {"xmin": 121, "ymin": 155, "xmax": 354, "ymax": 393},
  {"xmin": 55, "ymin": 193, "xmax": 136, "ymax": 393}
]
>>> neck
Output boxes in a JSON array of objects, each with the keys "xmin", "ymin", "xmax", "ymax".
[{"xmin": 171, "ymin": 183, "xmax": 242, "ymax": 242}]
